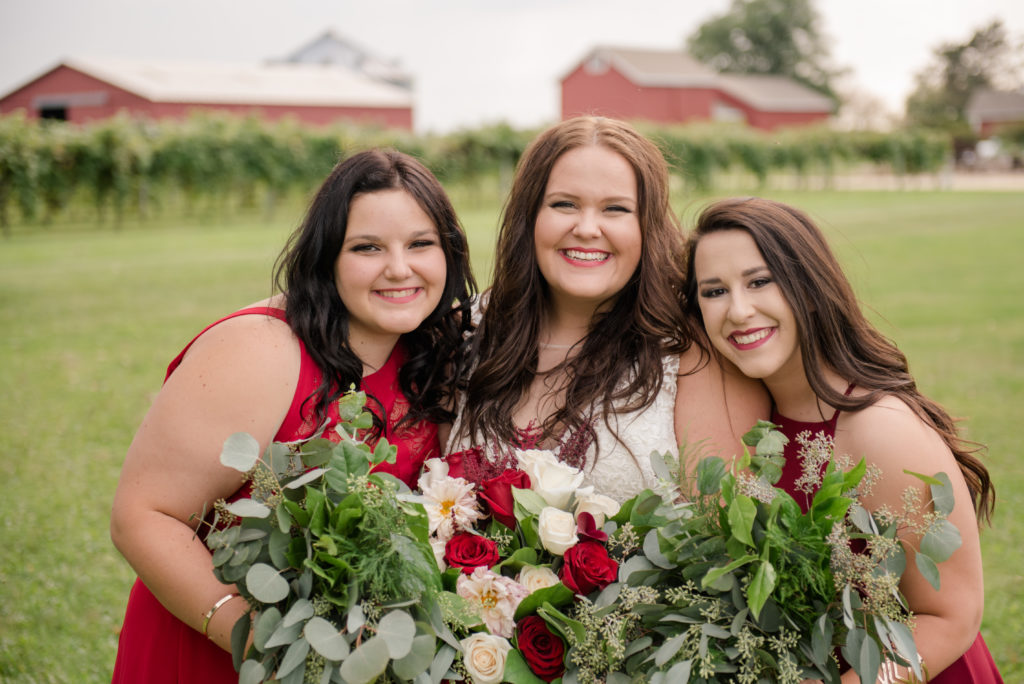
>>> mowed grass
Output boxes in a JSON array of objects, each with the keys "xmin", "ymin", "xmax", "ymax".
[{"xmin": 1, "ymin": 188, "xmax": 1021, "ymax": 682}]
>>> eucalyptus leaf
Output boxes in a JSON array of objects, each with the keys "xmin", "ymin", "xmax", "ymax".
[
  {"xmin": 231, "ymin": 611, "xmax": 251, "ymax": 672},
  {"xmin": 430, "ymin": 644, "xmax": 457, "ymax": 684},
  {"xmin": 920, "ymin": 518, "xmax": 962, "ymax": 563},
  {"xmin": 915, "ymin": 551, "xmax": 942, "ymax": 590},
  {"xmin": 284, "ymin": 467, "xmax": 328, "ymax": 489},
  {"xmin": 265, "ymin": 617, "xmax": 305, "ymax": 649},
  {"xmin": 811, "ymin": 612, "xmax": 833, "ymax": 667},
  {"xmin": 305, "ymin": 616, "xmax": 350, "ymax": 661},
  {"xmin": 654, "ymin": 632, "xmax": 686, "ymax": 667},
  {"xmin": 847, "ymin": 503, "xmax": 877, "ymax": 535},
  {"xmin": 618, "ymin": 555, "xmax": 655, "ymax": 583},
  {"xmin": 392, "ymin": 633, "xmax": 438, "ymax": 680},
  {"xmin": 277, "ymin": 637, "xmax": 310, "ymax": 678},
  {"xmin": 643, "ymin": 529, "xmax": 674, "ymax": 569},
  {"xmin": 224, "ymin": 498, "xmax": 271, "ymax": 519},
  {"xmin": 929, "ymin": 471, "xmax": 955, "ymax": 516},
  {"xmin": 665, "ymin": 660, "xmax": 692, "ymax": 683},
  {"xmin": 221, "ymin": 432, "xmax": 261, "ymax": 472},
  {"xmin": 269, "ymin": 529, "xmax": 291, "ymax": 569},
  {"xmin": 858, "ymin": 635, "xmax": 882, "ymax": 684},
  {"xmin": 339, "ymin": 635, "xmax": 390, "ymax": 684},
  {"xmin": 377, "ymin": 609, "xmax": 416, "ymax": 659},
  {"xmin": 884, "ymin": 618, "xmax": 924, "ymax": 680},
  {"xmin": 700, "ymin": 622, "xmax": 732, "ymax": 639},
  {"xmin": 246, "ymin": 563, "xmax": 289, "ymax": 603},
  {"xmin": 347, "ymin": 602, "xmax": 366, "ymax": 634},
  {"xmin": 239, "ymin": 659, "xmax": 268, "ymax": 684},
  {"xmin": 594, "ymin": 581, "xmax": 622, "ymax": 610},
  {"xmin": 282, "ymin": 598, "xmax": 315, "ymax": 627},
  {"xmin": 649, "ymin": 450, "xmax": 674, "ymax": 482},
  {"xmin": 253, "ymin": 607, "xmax": 282, "ymax": 651}
]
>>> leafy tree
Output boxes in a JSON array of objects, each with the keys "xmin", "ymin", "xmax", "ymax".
[
  {"xmin": 905, "ymin": 19, "xmax": 1024, "ymax": 130},
  {"xmin": 686, "ymin": 0, "xmax": 842, "ymax": 106}
]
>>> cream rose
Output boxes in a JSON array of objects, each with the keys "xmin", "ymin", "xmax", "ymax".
[
  {"xmin": 516, "ymin": 565, "xmax": 561, "ymax": 593},
  {"xmin": 460, "ymin": 632, "xmax": 512, "ymax": 684},
  {"xmin": 574, "ymin": 487, "xmax": 621, "ymax": 527},
  {"xmin": 537, "ymin": 506, "xmax": 579, "ymax": 556},
  {"xmin": 516, "ymin": 449, "xmax": 585, "ymax": 510}
]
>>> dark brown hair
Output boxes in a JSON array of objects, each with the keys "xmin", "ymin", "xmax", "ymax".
[
  {"xmin": 274, "ymin": 148, "xmax": 476, "ymax": 430},
  {"xmin": 458, "ymin": 117, "xmax": 693, "ymax": 457},
  {"xmin": 683, "ymin": 197, "xmax": 994, "ymax": 523}
]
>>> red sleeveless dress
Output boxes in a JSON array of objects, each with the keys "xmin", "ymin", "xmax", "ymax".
[
  {"xmin": 112, "ymin": 307, "xmax": 439, "ymax": 682},
  {"xmin": 771, "ymin": 402, "xmax": 1003, "ymax": 683}
]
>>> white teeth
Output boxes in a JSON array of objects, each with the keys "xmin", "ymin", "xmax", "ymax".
[
  {"xmin": 733, "ymin": 329, "xmax": 771, "ymax": 345},
  {"xmin": 563, "ymin": 249, "xmax": 608, "ymax": 262},
  {"xmin": 378, "ymin": 288, "xmax": 418, "ymax": 298}
]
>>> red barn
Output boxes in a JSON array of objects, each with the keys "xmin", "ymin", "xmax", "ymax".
[
  {"xmin": 966, "ymin": 89, "xmax": 1024, "ymax": 138},
  {"xmin": 0, "ymin": 56, "xmax": 414, "ymax": 129},
  {"xmin": 561, "ymin": 46, "xmax": 833, "ymax": 130}
]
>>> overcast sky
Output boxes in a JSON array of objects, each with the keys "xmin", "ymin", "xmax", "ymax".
[{"xmin": 2, "ymin": 0, "xmax": 1022, "ymax": 133}]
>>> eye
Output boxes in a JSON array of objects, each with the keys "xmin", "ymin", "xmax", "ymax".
[
  {"xmin": 605, "ymin": 204, "xmax": 632, "ymax": 214},
  {"xmin": 749, "ymin": 276, "xmax": 772, "ymax": 289},
  {"xmin": 410, "ymin": 238, "xmax": 437, "ymax": 249},
  {"xmin": 550, "ymin": 200, "xmax": 576, "ymax": 210},
  {"xmin": 699, "ymin": 287, "xmax": 726, "ymax": 299},
  {"xmin": 350, "ymin": 243, "xmax": 380, "ymax": 253}
]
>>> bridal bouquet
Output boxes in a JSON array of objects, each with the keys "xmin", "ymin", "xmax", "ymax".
[{"xmin": 208, "ymin": 387, "xmax": 960, "ymax": 684}]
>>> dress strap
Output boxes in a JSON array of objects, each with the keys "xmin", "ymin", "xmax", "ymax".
[
  {"xmin": 825, "ymin": 383, "xmax": 857, "ymax": 430},
  {"xmin": 164, "ymin": 307, "xmax": 288, "ymax": 382}
]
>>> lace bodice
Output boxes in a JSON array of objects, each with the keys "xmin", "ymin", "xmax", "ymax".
[{"xmin": 446, "ymin": 354, "xmax": 679, "ymax": 503}]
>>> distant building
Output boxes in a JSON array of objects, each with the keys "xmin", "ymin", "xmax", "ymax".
[
  {"xmin": 276, "ymin": 29, "xmax": 413, "ymax": 91},
  {"xmin": 0, "ymin": 33, "xmax": 414, "ymax": 129},
  {"xmin": 561, "ymin": 46, "xmax": 833, "ymax": 131},
  {"xmin": 966, "ymin": 89, "xmax": 1024, "ymax": 138}
]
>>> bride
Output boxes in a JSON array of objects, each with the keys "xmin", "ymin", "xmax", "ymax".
[{"xmin": 446, "ymin": 117, "xmax": 766, "ymax": 502}]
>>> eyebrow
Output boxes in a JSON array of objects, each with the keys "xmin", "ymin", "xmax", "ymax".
[
  {"xmin": 697, "ymin": 265, "xmax": 769, "ymax": 286},
  {"xmin": 344, "ymin": 228, "xmax": 438, "ymax": 243},
  {"xmin": 543, "ymin": 190, "xmax": 636, "ymax": 204}
]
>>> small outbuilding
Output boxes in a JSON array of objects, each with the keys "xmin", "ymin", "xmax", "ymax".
[
  {"xmin": 966, "ymin": 89, "xmax": 1024, "ymax": 138},
  {"xmin": 561, "ymin": 46, "xmax": 833, "ymax": 130},
  {"xmin": 0, "ymin": 53, "xmax": 414, "ymax": 129}
]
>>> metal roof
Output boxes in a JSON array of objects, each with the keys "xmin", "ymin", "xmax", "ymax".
[{"xmin": 63, "ymin": 55, "xmax": 413, "ymax": 108}]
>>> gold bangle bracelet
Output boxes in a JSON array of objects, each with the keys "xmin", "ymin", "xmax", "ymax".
[{"xmin": 201, "ymin": 592, "xmax": 240, "ymax": 637}]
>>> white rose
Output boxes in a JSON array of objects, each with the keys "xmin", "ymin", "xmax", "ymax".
[
  {"xmin": 574, "ymin": 488, "xmax": 620, "ymax": 527},
  {"xmin": 537, "ymin": 506, "xmax": 579, "ymax": 556},
  {"xmin": 417, "ymin": 458, "xmax": 451, "ymax": 491},
  {"xmin": 516, "ymin": 449, "xmax": 584, "ymax": 510},
  {"xmin": 460, "ymin": 633, "xmax": 512, "ymax": 684},
  {"xmin": 516, "ymin": 565, "xmax": 561, "ymax": 593}
]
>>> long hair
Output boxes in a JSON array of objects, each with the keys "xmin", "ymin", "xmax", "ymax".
[
  {"xmin": 683, "ymin": 197, "xmax": 994, "ymax": 523},
  {"xmin": 459, "ymin": 116, "xmax": 693, "ymax": 457},
  {"xmin": 274, "ymin": 148, "xmax": 476, "ymax": 430}
]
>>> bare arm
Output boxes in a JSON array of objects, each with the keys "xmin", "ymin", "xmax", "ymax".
[
  {"xmin": 675, "ymin": 345, "xmax": 770, "ymax": 468},
  {"xmin": 836, "ymin": 396, "xmax": 984, "ymax": 681},
  {"xmin": 110, "ymin": 313, "xmax": 301, "ymax": 651}
]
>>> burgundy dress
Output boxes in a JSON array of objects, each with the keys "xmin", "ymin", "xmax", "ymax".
[
  {"xmin": 112, "ymin": 307, "xmax": 439, "ymax": 682},
  {"xmin": 771, "ymin": 404, "xmax": 1003, "ymax": 683}
]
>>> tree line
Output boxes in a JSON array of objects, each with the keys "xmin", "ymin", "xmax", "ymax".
[{"xmin": 0, "ymin": 110, "xmax": 952, "ymax": 232}]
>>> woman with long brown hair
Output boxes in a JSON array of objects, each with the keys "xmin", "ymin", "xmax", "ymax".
[
  {"xmin": 686, "ymin": 196, "xmax": 1001, "ymax": 682},
  {"xmin": 447, "ymin": 117, "xmax": 764, "ymax": 501}
]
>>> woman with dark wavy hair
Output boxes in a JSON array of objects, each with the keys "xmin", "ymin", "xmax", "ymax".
[
  {"xmin": 110, "ymin": 148, "xmax": 476, "ymax": 682},
  {"xmin": 447, "ymin": 117, "xmax": 764, "ymax": 502},
  {"xmin": 686, "ymin": 197, "xmax": 1000, "ymax": 682}
]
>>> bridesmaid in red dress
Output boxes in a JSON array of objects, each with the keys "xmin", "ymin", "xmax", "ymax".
[
  {"xmin": 109, "ymin": 149, "xmax": 476, "ymax": 682},
  {"xmin": 685, "ymin": 198, "xmax": 1002, "ymax": 682}
]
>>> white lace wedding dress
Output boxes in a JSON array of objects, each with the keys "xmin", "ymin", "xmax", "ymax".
[{"xmin": 446, "ymin": 355, "xmax": 679, "ymax": 503}]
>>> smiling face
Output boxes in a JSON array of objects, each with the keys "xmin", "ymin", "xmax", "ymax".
[
  {"xmin": 533, "ymin": 144, "xmax": 642, "ymax": 316},
  {"xmin": 693, "ymin": 229, "xmax": 803, "ymax": 387},
  {"xmin": 334, "ymin": 189, "xmax": 447, "ymax": 357}
]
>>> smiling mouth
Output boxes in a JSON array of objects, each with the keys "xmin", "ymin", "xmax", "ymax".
[
  {"xmin": 730, "ymin": 328, "xmax": 773, "ymax": 348},
  {"xmin": 561, "ymin": 248, "xmax": 609, "ymax": 263},
  {"xmin": 375, "ymin": 287, "xmax": 421, "ymax": 300}
]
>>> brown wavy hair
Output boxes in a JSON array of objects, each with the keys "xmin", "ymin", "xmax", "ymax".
[
  {"xmin": 683, "ymin": 197, "xmax": 994, "ymax": 523},
  {"xmin": 274, "ymin": 148, "xmax": 476, "ymax": 432},
  {"xmin": 457, "ymin": 116, "xmax": 694, "ymax": 459}
]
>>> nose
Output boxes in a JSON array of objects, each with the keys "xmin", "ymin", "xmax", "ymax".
[
  {"xmin": 571, "ymin": 209, "xmax": 601, "ymax": 239},
  {"xmin": 383, "ymin": 249, "xmax": 413, "ymax": 280},
  {"xmin": 727, "ymin": 291, "xmax": 755, "ymax": 323}
]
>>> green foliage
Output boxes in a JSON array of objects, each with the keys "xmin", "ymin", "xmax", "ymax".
[
  {"xmin": 206, "ymin": 392, "xmax": 442, "ymax": 682},
  {"xmin": 686, "ymin": 0, "xmax": 842, "ymax": 104}
]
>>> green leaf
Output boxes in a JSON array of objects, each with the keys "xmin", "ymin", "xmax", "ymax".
[
  {"xmin": 512, "ymin": 487, "xmax": 548, "ymax": 516},
  {"xmin": 929, "ymin": 472, "xmax": 956, "ymax": 516},
  {"xmin": 811, "ymin": 612, "xmax": 833, "ymax": 667},
  {"xmin": 239, "ymin": 659, "xmax": 268, "ymax": 684},
  {"xmin": 223, "ymin": 497, "xmax": 271, "ymax": 520},
  {"xmin": 537, "ymin": 602, "xmax": 587, "ymax": 645},
  {"xmin": 276, "ymin": 637, "xmax": 310, "ymax": 678},
  {"xmin": 284, "ymin": 467, "xmax": 328, "ymax": 490},
  {"xmin": 304, "ymin": 616, "xmax": 350, "ymax": 661},
  {"xmin": 847, "ymin": 503, "xmax": 877, "ymax": 534},
  {"xmin": 502, "ymin": 648, "xmax": 548, "ymax": 684},
  {"xmin": 700, "ymin": 623, "xmax": 731, "ymax": 639},
  {"xmin": 700, "ymin": 554, "xmax": 756, "ymax": 590},
  {"xmin": 377, "ymin": 610, "xmax": 416, "ymax": 659},
  {"xmin": 915, "ymin": 551, "xmax": 942, "ymax": 590},
  {"xmin": 696, "ymin": 457, "xmax": 727, "ymax": 495},
  {"xmin": 253, "ymin": 607, "xmax": 282, "ymax": 652},
  {"xmin": 727, "ymin": 495, "xmax": 757, "ymax": 547},
  {"xmin": 372, "ymin": 438, "xmax": 398, "ymax": 465},
  {"xmin": 883, "ymin": 618, "xmax": 924, "ymax": 680},
  {"xmin": 339, "ymin": 635, "xmax": 390, "ymax": 684},
  {"xmin": 643, "ymin": 529, "xmax": 674, "ymax": 569},
  {"xmin": 903, "ymin": 469, "xmax": 944, "ymax": 486},
  {"xmin": 654, "ymin": 631, "xmax": 686, "ymax": 666},
  {"xmin": 756, "ymin": 429, "xmax": 788, "ymax": 457},
  {"xmin": 514, "ymin": 582, "xmax": 575, "ymax": 620},
  {"xmin": 265, "ymin": 617, "xmax": 305, "ymax": 649},
  {"xmin": 857, "ymin": 634, "xmax": 882, "ymax": 684},
  {"xmin": 221, "ymin": 432, "xmax": 261, "ymax": 472},
  {"xmin": 649, "ymin": 450, "xmax": 674, "ymax": 483},
  {"xmin": 430, "ymin": 643, "xmax": 458, "ymax": 682},
  {"xmin": 665, "ymin": 661, "xmax": 692, "ymax": 682},
  {"xmin": 246, "ymin": 563, "xmax": 290, "ymax": 603},
  {"xmin": 746, "ymin": 560, "xmax": 777, "ymax": 620},
  {"xmin": 231, "ymin": 611, "xmax": 251, "ymax": 671},
  {"xmin": 392, "ymin": 633, "xmax": 436, "ymax": 680},
  {"xmin": 921, "ymin": 518, "xmax": 962, "ymax": 563},
  {"xmin": 269, "ymin": 529, "xmax": 291, "ymax": 569},
  {"xmin": 282, "ymin": 598, "xmax": 315, "ymax": 627}
]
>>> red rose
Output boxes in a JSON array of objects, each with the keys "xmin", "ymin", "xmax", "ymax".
[
  {"xmin": 444, "ymin": 533, "xmax": 500, "ymax": 574},
  {"xmin": 559, "ymin": 541, "xmax": 618, "ymax": 595},
  {"xmin": 479, "ymin": 469, "xmax": 531, "ymax": 529},
  {"xmin": 516, "ymin": 615, "xmax": 566, "ymax": 682}
]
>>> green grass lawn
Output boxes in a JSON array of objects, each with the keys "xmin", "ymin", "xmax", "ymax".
[{"xmin": 1, "ymin": 188, "xmax": 1021, "ymax": 682}]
